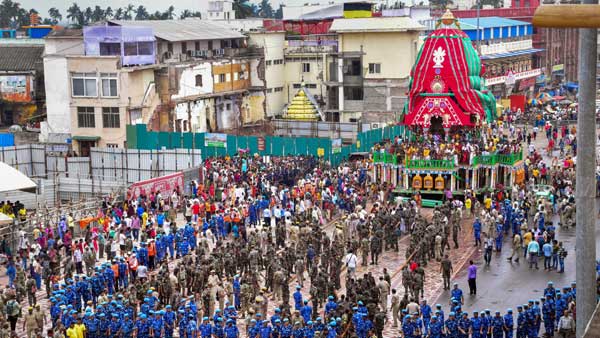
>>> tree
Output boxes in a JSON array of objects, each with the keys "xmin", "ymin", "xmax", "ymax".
[
  {"xmin": 232, "ymin": 0, "xmax": 253, "ymax": 19},
  {"xmin": 180, "ymin": 10, "xmax": 202, "ymax": 19},
  {"xmin": 0, "ymin": 0, "xmax": 21, "ymax": 28},
  {"xmin": 274, "ymin": 5, "xmax": 283, "ymax": 19},
  {"xmin": 48, "ymin": 7, "xmax": 62, "ymax": 25},
  {"xmin": 430, "ymin": 0, "xmax": 454, "ymax": 9},
  {"xmin": 113, "ymin": 8, "xmax": 123, "ymax": 20},
  {"xmin": 105, "ymin": 6, "xmax": 114, "ymax": 19},
  {"xmin": 135, "ymin": 5, "xmax": 149, "ymax": 20},
  {"xmin": 163, "ymin": 5, "xmax": 175, "ymax": 20},
  {"xmin": 149, "ymin": 10, "xmax": 163, "ymax": 20},
  {"xmin": 91, "ymin": 5, "xmax": 105, "ymax": 22},
  {"xmin": 123, "ymin": 4, "xmax": 134, "ymax": 20},
  {"xmin": 66, "ymin": 2, "xmax": 84, "ymax": 27},
  {"xmin": 258, "ymin": 0, "xmax": 274, "ymax": 18},
  {"xmin": 83, "ymin": 7, "xmax": 93, "ymax": 24}
]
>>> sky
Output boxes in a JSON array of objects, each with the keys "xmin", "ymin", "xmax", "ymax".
[{"xmin": 17, "ymin": 0, "xmax": 304, "ymax": 20}]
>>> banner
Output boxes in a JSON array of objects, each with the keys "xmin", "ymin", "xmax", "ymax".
[
  {"xmin": 332, "ymin": 138, "xmax": 342, "ymax": 154},
  {"xmin": 127, "ymin": 172, "xmax": 184, "ymax": 200},
  {"xmin": 205, "ymin": 133, "xmax": 227, "ymax": 148}
]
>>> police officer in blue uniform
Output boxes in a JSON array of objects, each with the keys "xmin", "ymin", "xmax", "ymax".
[
  {"xmin": 516, "ymin": 305, "xmax": 526, "ymax": 338},
  {"xmin": 541, "ymin": 295, "xmax": 555, "ymax": 338},
  {"xmin": 471, "ymin": 311, "xmax": 483, "ymax": 338},
  {"xmin": 445, "ymin": 312, "xmax": 459, "ymax": 338},
  {"xmin": 503, "ymin": 308, "xmax": 514, "ymax": 338}
]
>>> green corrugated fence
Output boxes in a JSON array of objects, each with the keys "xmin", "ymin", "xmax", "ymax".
[{"xmin": 126, "ymin": 124, "xmax": 406, "ymax": 166}]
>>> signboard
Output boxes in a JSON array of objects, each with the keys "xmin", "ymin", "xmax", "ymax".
[
  {"xmin": 127, "ymin": 172, "xmax": 184, "ymax": 200},
  {"xmin": 505, "ymin": 71, "xmax": 516, "ymax": 86},
  {"xmin": 204, "ymin": 133, "xmax": 227, "ymax": 148},
  {"xmin": 332, "ymin": 138, "xmax": 342, "ymax": 154},
  {"xmin": 257, "ymin": 136, "xmax": 265, "ymax": 151},
  {"xmin": 518, "ymin": 77, "xmax": 536, "ymax": 91},
  {"xmin": 317, "ymin": 148, "xmax": 325, "ymax": 157},
  {"xmin": 485, "ymin": 68, "xmax": 542, "ymax": 86},
  {"xmin": 0, "ymin": 75, "xmax": 32, "ymax": 102},
  {"xmin": 552, "ymin": 64, "xmax": 564, "ymax": 73}
]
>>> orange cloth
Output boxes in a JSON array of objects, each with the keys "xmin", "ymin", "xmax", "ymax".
[
  {"xmin": 79, "ymin": 217, "xmax": 99, "ymax": 229},
  {"xmin": 148, "ymin": 242, "xmax": 156, "ymax": 256}
]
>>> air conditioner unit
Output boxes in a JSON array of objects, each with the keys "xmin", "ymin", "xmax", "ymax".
[
  {"xmin": 371, "ymin": 123, "xmax": 380, "ymax": 129},
  {"xmin": 213, "ymin": 48, "xmax": 225, "ymax": 56}
]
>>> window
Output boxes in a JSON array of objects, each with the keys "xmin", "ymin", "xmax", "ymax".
[
  {"xmin": 307, "ymin": 84, "xmax": 317, "ymax": 89},
  {"xmin": 102, "ymin": 107, "xmax": 120, "ymax": 128},
  {"xmin": 274, "ymin": 87, "xmax": 283, "ymax": 92},
  {"xmin": 344, "ymin": 86, "xmax": 363, "ymax": 100},
  {"xmin": 302, "ymin": 63, "xmax": 311, "ymax": 73},
  {"xmin": 266, "ymin": 88, "xmax": 273, "ymax": 93},
  {"xmin": 238, "ymin": 71, "xmax": 244, "ymax": 80},
  {"xmin": 77, "ymin": 107, "xmax": 95, "ymax": 128},
  {"xmin": 101, "ymin": 73, "xmax": 118, "ymax": 97},
  {"xmin": 226, "ymin": 103, "xmax": 231, "ymax": 110},
  {"xmin": 293, "ymin": 83, "xmax": 301, "ymax": 89},
  {"xmin": 368, "ymin": 63, "xmax": 381, "ymax": 74},
  {"xmin": 124, "ymin": 42, "xmax": 138, "ymax": 56},
  {"xmin": 219, "ymin": 74, "xmax": 226, "ymax": 83},
  {"xmin": 266, "ymin": 60, "xmax": 272, "ymax": 66},
  {"xmin": 195, "ymin": 74, "xmax": 203, "ymax": 87},
  {"xmin": 138, "ymin": 42, "xmax": 153, "ymax": 55},
  {"xmin": 167, "ymin": 42, "xmax": 173, "ymax": 53},
  {"xmin": 274, "ymin": 59, "xmax": 284, "ymax": 65},
  {"xmin": 182, "ymin": 42, "xmax": 187, "ymax": 54},
  {"xmin": 106, "ymin": 143, "xmax": 119, "ymax": 148},
  {"xmin": 195, "ymin": 41, "xmax": 200, "ymax": 51},
  {"xmin": 71, "ymin": 72, "xmax": 97, "ymax": 97},
  {"xmin": 99, "ymin": 42, "xmax": 121, "ymax": 56}
]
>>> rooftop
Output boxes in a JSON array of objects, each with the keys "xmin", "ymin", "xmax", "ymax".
[
  {"xmin": 458, "ymin": 17, "xmax": 530, "ymax": 30},
  {"xmin": 0, "ymin": 45, "xmax": 44, "ymax": 71},
  {"xmin": 109, "ymin": 19, "xmax": 245, "ymax": 42},
  {"xmin": 330, "ymin": 16, "xmax": 425, "ymax": 33},
  {"xmin": 45, "ymin": 29, "xmax": 83, "ymax": 38}
]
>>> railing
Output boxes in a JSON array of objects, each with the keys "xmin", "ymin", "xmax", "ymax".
[
  {"xmin": 373, "ymin": 152, "xmax": 523, "ymax": 168},
  {"xmin": 472, "ymin": 152, "xmax": 523, "ymax": 166},
  {"xmin": 406, "ymin": 159, "xmax": 455, "ymax": 169},
  {"xmin": 373, "ymin": 152, "xmax": 398, "ymax": 165}
]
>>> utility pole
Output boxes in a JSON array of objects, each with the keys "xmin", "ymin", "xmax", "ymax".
[
  {"xmin": 476, "ymin": 0, "xmax": 481, "ymax": 54},
  {"xmin": 533, "ymin": 4, "xmax": 599, "ymax": 337}
]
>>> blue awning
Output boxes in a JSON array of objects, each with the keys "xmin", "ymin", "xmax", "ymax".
[
  {"xmin": 565, "ymin": 82, "xmax": 579, "ymax": 90},
  {"xmin": 481, "ymin": 48, "xmax": 544, "ymax": 60}
]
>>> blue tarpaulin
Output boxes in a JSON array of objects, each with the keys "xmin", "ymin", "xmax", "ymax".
[{"xmin": 0, "ymin": 133, "xmax": 14, "ymax": 147}]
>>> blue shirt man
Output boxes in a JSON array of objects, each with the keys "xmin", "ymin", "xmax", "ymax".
[
  {"xmin": 503, "ymin": 309, "xmax": 514, "ymax": 338},
  {"xmin": 300, "ymin": 300, "xmax": 313, "ymax": 323}
]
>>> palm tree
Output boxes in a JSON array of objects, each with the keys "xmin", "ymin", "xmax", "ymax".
[
  {"xmin": 91, "ymin": 6, "xmax": 105, "ymax": 22},
  {"xmin": 258, "ymin": 0, "xmax": 274, "ymax": 18},
  {"xmin": 180, "ymin": 9, "xmax": 192, "ymax": 19},
  {"xmin": 113, "ymin": 8, "xmax": 123, "ymax": 20},
  {"xmin": 161, "ymin": 5, "xmax": 175, "ymax": 19},
  {"xmin": 123, "ymin": 4, "xmax": 134, "ymax": 20},
  {"xmin": 66, "ymin": 2, "xmax": 84, "ymax": 27},
  {"xmin": 135, "ymin": 5, "xmax": 149, "ymax": 20},
  {"xmin": 105, "ymin": 6, "xmax": 114, "ymax": 19},
  {"xmin": 83, "ymin": 7, "xmax": 93, "ymax": 24},
  {"xmin": 232, "ymin": 0, "xmax": 253, "ymax": 19},
  {"xmin": 48, "ymin": 7, "xmax": 62, "ymax": 25},
  {"xmin": 0, "ymin": 0, "xmax": 21, "ymax": 28}
]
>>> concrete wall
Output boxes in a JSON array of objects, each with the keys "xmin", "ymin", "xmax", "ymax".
[
  {"xmin": 174, "ymin": 99, "xmax": 211, "ymax": 132},
  {"xmin": 172, "ymin": 63, "xmax": 213, "ymax": 100},
  {"xmin": 339, "ymin": 31, "xmax": 420, "ymax": 79},
  {"xmin": 212, "ymin": 62, "xmax": 250, "ymax": 93},
  {"xmin": 45, "ymin": 37, "xmax": 84, "ymax": 56},
  {"xmin": 248, "ymin": 31, "xmax": 286, "ymax": 117},
  {"xmin": 43, "ymin": 56, "xmax": 71, "ymax": 135}
]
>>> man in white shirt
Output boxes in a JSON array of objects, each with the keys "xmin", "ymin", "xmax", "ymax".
[{"xmin": 343, "ymin": 251, "xmax": 358, "ymax": 278}]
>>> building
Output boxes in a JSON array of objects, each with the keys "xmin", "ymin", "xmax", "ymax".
[
  {"xmin": 204, "ymin": 0, "xmax": 236, "ymax": 21},
  {"xmin": 447, "ymin": 0, "xmax": 579, "ymax": 86},
  {"xmin": 42, "ymin": 27, "xmax": 160, "ymax": 154},
  {"xmin": 0, "ymin": 41, "xmax": 44, "ymax": 126},
  {"xmin": 456, "ymin": 17, "xmax": 543, "ymax": 98},
  {"xmin": 43, "ymin": 19, "xmax": 267, "ymax": 154},
  {"xmin": 328, "ymin": 16, "xmax": 425, "ymax": 123}
]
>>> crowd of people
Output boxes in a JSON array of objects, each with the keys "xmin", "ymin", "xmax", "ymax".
[
  {"xmin": 0, "ymin": 109, "xmax": 592, "ymax": 338},
  {"xmin": 374, "ymin": 121, "xmax": 523, "ymax": 166}
]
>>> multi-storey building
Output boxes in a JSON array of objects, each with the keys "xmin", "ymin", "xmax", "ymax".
[{"xmin": 43, "ymin": 19, "xmax": 266, "ymax": 155}]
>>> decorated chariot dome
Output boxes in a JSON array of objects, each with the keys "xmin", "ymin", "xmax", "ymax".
[
  {"xmin": 402, "ymin": 10, "xmax": 496, "ymax": 131},
  {"xmin": 283, "ymin": 82, "xmax": 323, "ymax": 121}
]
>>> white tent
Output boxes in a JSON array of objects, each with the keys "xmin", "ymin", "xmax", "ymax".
[{"xmin": 0, "ymin": 161, "xmax": 37, "ymax": 193}]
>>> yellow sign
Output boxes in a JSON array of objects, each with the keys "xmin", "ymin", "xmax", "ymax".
[
  {"xmin": 317, "ymin": 148, "xmax": 325, "ymax": 157},
  {"xmin": 356, "ymin": 140, "xmax": 361, "ymax": 148},
  {"xmin": 552, "ymin": 64, "xmax": 564, "ymax": 72}
]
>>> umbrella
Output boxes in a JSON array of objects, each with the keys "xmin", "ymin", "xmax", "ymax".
[
  {"xmin": 559, "ymin": 99, "xmax": 572, "ymax": 105},
  {"xmin": 569, "ymin": 102, "xmax": 578, "ymax": 108}
]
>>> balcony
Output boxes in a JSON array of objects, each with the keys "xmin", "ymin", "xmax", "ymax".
[
  {"xmin": 285, "ymin": 39, "xmax": 338, "ymax": 54},
  {"xmin": 406, "ymin": 159, "xmax": 455, "ymax": 170},
  {"xmin": 480, "ymin": 40, "xmax": 533, "ymax": 56},
  {"xmin": 472, "ymin": 152, "xmax": 523, "ymax": 166},
  {"xmin": 372, "ymin": 152, "xmax": 523, "ymax": 168}
]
